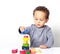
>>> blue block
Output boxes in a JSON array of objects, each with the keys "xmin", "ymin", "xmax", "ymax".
[
  {"xmin": 21, "ymin": 29, "xmax": 28, "ymax": 34},
  {"xmin": 22, "ymin": 46, "xmax": 29, "ymax": 50},
  {"xmin": 23, "ymin": 48, "xmax": 27, "ymax": 50}
]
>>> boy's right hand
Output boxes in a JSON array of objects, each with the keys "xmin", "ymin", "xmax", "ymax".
[{"xmin": 19, "ymin": 26, "xmax": 26, "ymax": 32}]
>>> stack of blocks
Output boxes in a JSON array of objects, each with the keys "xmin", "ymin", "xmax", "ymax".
[
  {"xmin": 20, "ymin": 36, "xmax": 31, "ymax": 54},
  {"xmin": 12, "ymin": 29, "xmax": 41, "ymax": 54},
  {"xmin": 22, "ymin": 36, "xmax": 29, "ymax": 50}
]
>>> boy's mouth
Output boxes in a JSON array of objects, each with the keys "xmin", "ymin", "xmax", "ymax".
[
  {"xmin": 37, "ymin": 24, "xmax": 41, "ymax": 27},
  {"xmin": 37, "ymin": 24, "xmax": 40, "ymax": 26}
]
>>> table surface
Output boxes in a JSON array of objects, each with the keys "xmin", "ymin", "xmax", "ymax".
[{"xmin": 0, "ymin": 47, "xmax": 60, "ymax": 54}]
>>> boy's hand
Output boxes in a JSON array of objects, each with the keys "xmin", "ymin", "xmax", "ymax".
[
  {"xmin": 39, "ymin": 45, "xmax": 48, "ymax": 49},
  {"xmin": 20, "ymin": 26, "xmax": 26, "ymax": 32}
]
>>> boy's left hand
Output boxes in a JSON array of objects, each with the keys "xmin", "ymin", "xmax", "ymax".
[{"xmin": 39, "ymin": 45, "xmax": 48, "ymax": 49}]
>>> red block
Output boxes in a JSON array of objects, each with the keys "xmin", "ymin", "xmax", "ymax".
[
  {"xmin": 12, "ymin": 49, "xmax": 18, "ymax": 53},
  {"xmin": 30, "ymin": 50, "xmax": 35, "ymax": 54},
  {"xmin": 24, "ymin": 36, "xmax": 28, "ymax": 38},
  {"xmin": 20, "ymin": 50, "xmax": 26, "ymax": 54}
]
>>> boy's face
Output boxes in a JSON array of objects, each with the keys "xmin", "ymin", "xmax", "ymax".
[{"xmin": 33, "ymin": 11, "xmax": 48, "ymax": 28}]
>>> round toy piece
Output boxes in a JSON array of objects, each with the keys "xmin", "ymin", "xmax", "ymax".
[
  {"xmin": 30, "ymin": 49, "xmax": 36, "ymax": 54},
  {"xmin": 21, "ymin": 29, "xmax": 28, "ymax": 34},
  {"xmin": 12, "ymin": 49, "xmax": 18, "ymax": 53}
]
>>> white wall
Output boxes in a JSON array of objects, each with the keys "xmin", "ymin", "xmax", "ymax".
[{"xmin": 0, "ymin": 0, "xmax": 60, "ymax": 49}]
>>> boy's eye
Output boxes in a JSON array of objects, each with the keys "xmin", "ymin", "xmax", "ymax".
[
  {"xmin": 34, "ymin": 18, "xmax": 44, "ymax": 21},
  {"xmin": 40, "ymin": 19, "xmax": 44, "ymax": 21},
  {"xmin": 35, "ymin": 19, "xmax": 38, "ymax": 20}
]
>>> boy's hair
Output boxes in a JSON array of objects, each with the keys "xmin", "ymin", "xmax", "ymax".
[{"xmin": 33, "ymin": 6, "xmax": 50, "ymax": 19}]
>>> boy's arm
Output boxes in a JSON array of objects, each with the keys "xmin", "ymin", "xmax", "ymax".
[
  {"xmin": 18, "ymin": 28, "xmax": 21, "ymax": 33},
  {"xmin": 44, "ymin": 28, "xmax": 54, "ymax": 48}
]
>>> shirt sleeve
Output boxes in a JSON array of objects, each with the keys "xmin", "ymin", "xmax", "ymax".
[
  {"xmin": 44, "ymin": 28, "xmax": 54, "ymax": 48},
  {"xmin": 18, "ymin": 28, "xmax": 21, "ymax": 33}
]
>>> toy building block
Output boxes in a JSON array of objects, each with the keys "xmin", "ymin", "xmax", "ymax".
[
  {"xmin": 26, "ymin": 50, "xmax": 31, "ymax": 54},
  {"xmin": 19, "ymin": 35, "xmax": 30, "ymax": 54},
  {"xmin": 22, "ymin": 46, "xmax": 29, "ymax": 50},
  {"xmin": 22, "ymin": 36, "xmax": 29, "ymax": 50},
  {"xmin": 23, "ymin": 36, "xmax": 29, "ymax": 40},
  {"xmin": 21, "ymin": 29, "xmax": 28, "ymax": 34},
  {"xmin": 35, "ymin": 49, "xmax": 42, "ymax": 54},
  {"xmin": 23, "ymin": 37, "xmax": 29, "ymax": 41},
  {"xmin": 23, "ymin": 40, "xmax": 28, "ymax": 44},
  {"xmin": 26, "ymin": 51, "xmax": 30, "ymax": 54},
  {"xmin": 20, "ymin": 50, "xmax": 31, "ymax": 54},
  {"xmin": 30, "ymin": 51, "xmax": 35, "ymax": 54},
  {"xmin": 31, "ymin": 48, "xmax": 36, "ymax": 53},
  {"xmin": 22, "ymin": 38, "xmax": 29, "ymax": 44},
  {"xmin": 24, "ymin": 36, "xmax": 28, "ymax": 38},
  {"xmin": 30, "ymin": 48, "xmax": 36, "ymax": 54},
  {"xmin": 12, "ymin": 49, "xmax": 18, "ymax": 53},
  {"xmin": 23, "ymin": 41, "xmax": 28, "ymax": 44},
  {"xmin": 20, "ymin": 50, "xmax": 26, "ymax": 54},
  {"xmin": 23, "ymin": 43, "xmax": 29, "ymax": 47},
  {"xmin": 31, "ymin": 48, "xmax": 42, "ymax": 54}
]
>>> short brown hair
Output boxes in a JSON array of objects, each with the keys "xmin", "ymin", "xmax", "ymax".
[{"xmin": 33, "ymin": 6, "xmax": 50, "ymax": 19}]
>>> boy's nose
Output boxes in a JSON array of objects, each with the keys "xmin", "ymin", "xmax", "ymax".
[{"xmin": 37, "ymin": 20, "xmax": 40, "ymax": 23}]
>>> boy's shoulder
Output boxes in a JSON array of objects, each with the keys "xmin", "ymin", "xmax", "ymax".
[
  {"xmin": 26, "ymin": 24, "xmax": 35, "ymax": 30},
  {"xmin": 44, "ymin": 25, "xmax": 51, "ymax": 30},
  {"xmin": 31, "ymin": 24, "xmax": 35, "ymax": 27},
  {"xmin": 30, "ymin": 24, "xmax": 36, "ymax": 29}
]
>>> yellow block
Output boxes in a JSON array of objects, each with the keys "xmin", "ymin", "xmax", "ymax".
[
  {"xmin": 31, "ymin": 48, "xmax": 42, "ymax": 53},
  {"xmin": 23, "ymin": 41, "xmax": 28, "ymax": 44},
  {"xmin": 23, "ymin": 38, "xmax": 29, "ymax": 41}
]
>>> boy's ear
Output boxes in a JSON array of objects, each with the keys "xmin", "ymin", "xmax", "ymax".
[{"xmin": 45, "ymin": 18, "xmax": 49, "ymax": 23}]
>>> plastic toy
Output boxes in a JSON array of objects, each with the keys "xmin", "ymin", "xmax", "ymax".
[
  {"xmin": 21, "ymin": 29, "xmax": 28, "ymax": 34},
  {"xmin": 31, "ymin": 48, "xmax": 41, "ymax": 54},
  {"xmin": 22, "ymin": 36, "xmax": 29, "ymax": 50},
  {"xmin": 12, "ymin": 49, "xmax": 18, "ymax": 53},
  {"xmin": 11, "ymin": 34, "xmax": 42, "ymax": 54},
  {"xmin": 20, "ymin": 50, "xmax": 26, "ymax": 54},
  {"xmin": 20, "ymin": 35, "xmax": 31, "ymax": 54}
]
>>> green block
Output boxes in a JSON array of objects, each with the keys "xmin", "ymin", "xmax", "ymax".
[
  {"xmin": 26, "ymin": 51, "xmax": 30, "ymax": 54},
  {"xmin": 23, "ymin": 43, "xmax": 29, "ymax": 47}
]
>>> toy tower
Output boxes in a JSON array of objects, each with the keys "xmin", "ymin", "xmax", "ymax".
[
  {"xmin": 22, "ymin": 36, "xmax": 29, "ymax": 50},
  {"xmin": 20, "ymin": 35, "xmax": 31, "ymax": 54}
]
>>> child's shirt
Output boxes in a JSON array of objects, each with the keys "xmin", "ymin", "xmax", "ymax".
[{"xmin": 19, "ymin": 24, "xmax": 54, "ymax": 48}]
